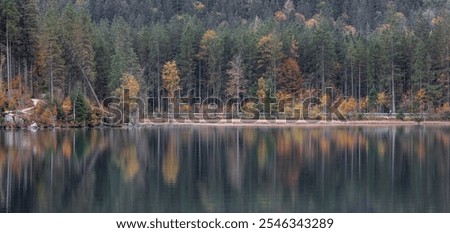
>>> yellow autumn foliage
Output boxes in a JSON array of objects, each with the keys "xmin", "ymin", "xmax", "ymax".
[
  {"xmin": 344, "ymin": 25, "xmax": 356, "ymax": 36},
  {"xmin": 339, "ymin": 97, "xmax": 358, "ymax": 116},
  {"xmin": 62, "ymin": 96, "xmax": 72, "ymax": 117},
  {"xmin": 40, "ymin": 108, "xmax": 54, "ymax": 126},
  {"xmin": 274, "ymin": 10, "xmax": 287, "ymax": 22},
  {"xmin": 377, "ymin": 92, "xmax": 388, "ymax": 106},
  {"xmin": 162, "ymin": 61, "xmax": 181, "ymax": 100},
  {"xmin": 257, "ymin": 77, "xmax": 267, "ymax": 103},
  {"xmin": 305, "ymin": 18, "xmax": 318, "ymax": 28},
  {"xmin": 114, "ymin": 73, "xmax": 140, "ymax": 99}
]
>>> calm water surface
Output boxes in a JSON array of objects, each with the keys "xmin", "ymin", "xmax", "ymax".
[{"xmin": 0, "ymin": 126, "xmax": 449, "ymax": 213}]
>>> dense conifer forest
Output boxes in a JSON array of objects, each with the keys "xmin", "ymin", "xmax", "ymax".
[{"xmin": 1, "ymin": 0, "xmax": 450, "ymax": 124}]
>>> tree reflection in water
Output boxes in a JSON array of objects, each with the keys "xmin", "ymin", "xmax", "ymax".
[{"xmin": 0, "ymin": 126, "xmax": 449, "ymax": 213}]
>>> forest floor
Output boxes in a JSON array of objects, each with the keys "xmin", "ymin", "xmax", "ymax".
[
  {"xmin": 4, "ymin": 99, "xmax": 41, "ymax": 115},
  {"xmin": 19, "ymin": 99, "xmax": 41, "ymax": 114}
]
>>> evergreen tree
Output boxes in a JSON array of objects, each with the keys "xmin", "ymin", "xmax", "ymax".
[
  {"xmin": 109, "ymin": 16, "xmax": 141, "ymax": 92},
  {"xmin": 0, "ymin": 0, "xmax": 20, "ymax": 98}
]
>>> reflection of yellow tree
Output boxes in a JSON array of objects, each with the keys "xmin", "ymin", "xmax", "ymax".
[
  {"xmin": 278, "ymin": 153, "xmax": 302, "ymax": 205},
  {"xmin": 257, "ymin": 141, "xmax": 268, "ymax": 170},
  {"xmin": 277, "ymin": 130, "xmax": 293, "ymax": 157},
  {"xmin": 162, "ymin": 139, "xmax": 180, "ymax": 185},
  {"xmin": 319, "ymin": 139, "xmax": 330, "ymax": 156},
  {"xmin": 198, "ymin": 182, "xmax": 217, "ymax": 212},
  {"xmin": 118, "ymin": 145, "xmax": 140, "ymax": 181},
  {"xmin": 62, "ymin": 136, "xmax": 72, "ymax": 159},
  {"xmin": 377, "ymin": 142, "xmax": 386, "ymax": 157},
  {"xmin": 243, "ymin": 128, "xmax": 256, "ymax": 145},
  {"xmin": 416, "ymin": 144, "xmax": 426, "ymax": 161},
  {"xmin": 0, "ymin": 149, "xmax": 5, "ymax": 168}
]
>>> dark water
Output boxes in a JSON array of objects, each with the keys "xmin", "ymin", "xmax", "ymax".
[{"xmin": 0, "ymin": 126, "xmax": 449, "ymax": 213}]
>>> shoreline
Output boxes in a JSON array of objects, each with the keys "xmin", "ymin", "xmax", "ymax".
[
  {"xmin": 134, "ymin": 119, "xmax": 450, "ymax": 127},
  {"xmin": 3, "ymin": 119, "xmax": 450, "ymax": 130}
]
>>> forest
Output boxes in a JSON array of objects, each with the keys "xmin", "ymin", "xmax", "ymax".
[{"xmin": 1, "ymin": 0, "xmax": 450, "ymax": 125}]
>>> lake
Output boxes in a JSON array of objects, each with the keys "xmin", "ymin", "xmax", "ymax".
[{"xmin": 0, "ymin": 126, "xmax": 449, "ymax": 213}]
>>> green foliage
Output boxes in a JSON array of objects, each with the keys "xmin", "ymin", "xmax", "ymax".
[
  {"xmin": 357, "ymin": 113, "xmax": 364, "ymax": 121},
  {"xmin": 396, "ymin": 110, "xmax": 405, "ymax": 121},
  {"xmin": 1, "ymin": 0, "xmax": 450, "ymax": 121},
  {"xmin": 71, "ymin": 89, "xmax": 91, "ymax": 124}
]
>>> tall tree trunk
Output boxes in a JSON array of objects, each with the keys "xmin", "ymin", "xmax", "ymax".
[
  {"xmin": 391, "ymin": 39, "xmax": 396, "ymax": 114},
  {"xmin": 447, "ymin": 44, "xmax": 449, "ymax": 103},
  {"xmin": 358, "ymin": 64, "xmax": 361, "ymax": 112},
  {"xmin": 0, "ymin": 48, "xmax": 3, "ymax": 89},
  {"xmin": 50, "ymin": 52, "xmax": 54, "ymax": 103},
  {"xmin": 157, "ymin": 47, "xmax": 161, "ymax": 112},
  {"xmin": 351, "ymin": 59, "xmax": 354, "ymax": 97},
  {"xmin": 344, "ymin": 65, "xmax": 348, "ymax": 97},
  {"xmin": 321, "ymin": 42, "xmax": 325, "ymax": 94},
  {"xmin": 30, "ymin": 64, "xmax": 34, "ymax": 97},
  {"xmin": 18, "ymin": 59, "xmax": 22, "ymax": 108},
  {"xmin": 391, "ymin": 62, "xmax": 395, "ymax": 113},
  {"xmin": 198, "ymin": 61, "xmax": 202, "ymax": 99},
  {"xmin": 6, "ymin": 26, "xmax": 12, "ymax": 99},
  {"xmin": 24, "ymin": 60, "xmax": 28, "ymax": 93}
]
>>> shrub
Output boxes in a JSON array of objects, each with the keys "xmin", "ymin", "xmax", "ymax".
[
  {"xmin": 357, "ymin": 113, "xmax": 364, "ymax": 121},
  {"xmin": 437, "ymin": 102, "xmax": 450, "ymax": 120},
  {"xmin": 396, "ymin": 110, "xmax": 405, "ymax": 121},
  {"xmin": 40, "ymin": 108, "xmax": 54, "ymax": 126},
  {"xmin": 72, "ymin": 92, "xmax": 92, "ymax": 125}
]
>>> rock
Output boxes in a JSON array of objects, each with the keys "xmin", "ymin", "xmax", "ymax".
[
  {"xmin": 5, "ymin": 114, "xmax": 14, "ymax": 123},
  {"xmin": 29, "ymin": 123, "xmax": 38, "ymax": 131}
]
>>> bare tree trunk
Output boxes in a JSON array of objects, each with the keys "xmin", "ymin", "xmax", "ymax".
[
  {"xmin": 351, "ymin": 59, "xmax": 354, "ymax": 97},
  {"xmin": 80, "ymin": 65, "xmax": 101, "ymax": 107},
  {"xmin": 198, "ymin": 60, "xmax": 201, "ymax": 99},
  {"xmin": 391, "ymin": 63, "xmax": 396, "ymax": 113},
  {"xmin": 24, "ymin": 60, "xmax": 28, "ymax": 92},
  {"xmin": 0, "ymin": 48, "xmax": 4, "ymax": 89},
  {"xmin": 344, "ymin": 65, "xmax": 348, "ymax": 97},
  {"xmin": 7, "ymin": 25, "xmax": 12, "ymax": 99},
  {"xmin": 156, "ymin": 43, "xmax": 161, "ymax": 111},
  {"xmin": 447, "ymin": 44, "xmax": 449, "ymax": 103},
  {"xmin": 358, "ymin": 64, "xmax": 361, "ymax": 112},
  {"xmin": 83, "ymin": 77, "xmax": 87, "ymax": 97},
  {"xmin": 50, "ymin": 52, "xmax": 54, "ymax": 103},
  {"xmin": 30, "ymin": 64, "xmax": 34, "ymax": 98},
  {"xmin": 18, "ymin": 66, "xmax": 22, "ymax": 108},
  {"xmin": 321, "ymin": 43, "xmax": 325, "ymax": 94},
  {"xmin": 391, "ymin": 39, "xmax": 396, "ymax": 114}
]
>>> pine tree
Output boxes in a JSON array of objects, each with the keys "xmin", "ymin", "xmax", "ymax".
[
  {"xmin": 36, "ymin": 9, "xmax": 65, "ymax": 102},
  {"xmin": 109, "ymin": 16, "xmax": 141, "ymax": 92},
  {"xmin": 93, "ymin": 21, "xmax": 112, "ymax": 102},
  {"xmin": 17, "ymin": 0, "xmax": 39, "ymax": 94},
  {"xmin": 311, "ymin": 14, "xmax": 336, "ymax": 93},
  {"xmin": 257, "ymin": 33, "xmax": 283, "ymax": 92},
  {"xmin": 177, "ymin": 16, "xmax": 203, "ymax": 96},
  {"xmin": 0, "ymin": 0, "xmax": 20, "ymax": 98},
  {"xmin": 226, "ymin": 55, "xmax": 246, "ymax": 98},
  {"xmin": 72, "ymin": 86, "xmax": 91, "ymax": 124}
]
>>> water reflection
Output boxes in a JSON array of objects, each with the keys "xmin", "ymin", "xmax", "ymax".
[{"xmin": 0, "ymin": 126, "xmax": 449, "ymax": 213}]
